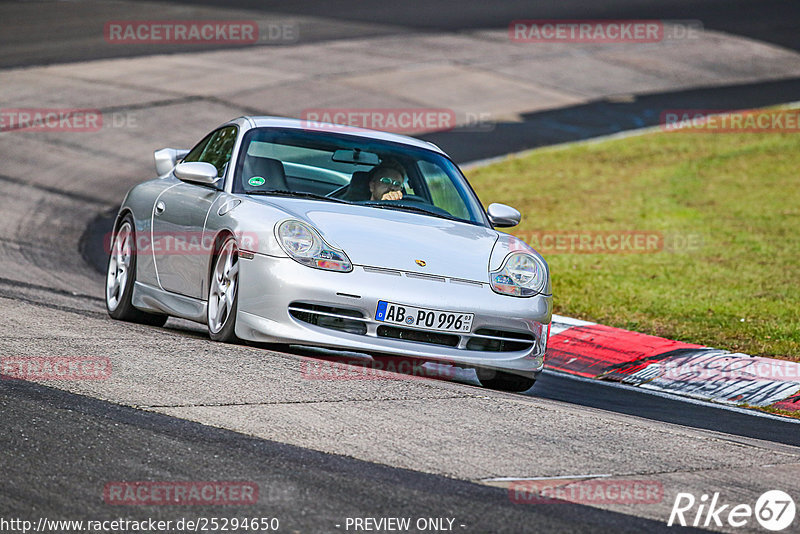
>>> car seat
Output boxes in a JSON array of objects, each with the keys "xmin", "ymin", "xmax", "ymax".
[
  {"xmin": 242, "ymin": 156, "xmax": 289, "ymax": 192},
  {"xmin": 342, "ymin": 171, "xmax": 372, "ymax": 201}
]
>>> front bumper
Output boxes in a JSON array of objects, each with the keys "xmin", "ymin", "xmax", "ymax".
[{"xmin": 236, "ymin": 253, "xmax": 552, "ymax": 376}]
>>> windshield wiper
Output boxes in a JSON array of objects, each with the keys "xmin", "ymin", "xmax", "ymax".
[
  {"xmin": 244, "ymin": 190, "xmax": 349, "ymax": 203},
  {"xmin": 360, "ymin": 201, "xmax": 461, "ymax": 222}
]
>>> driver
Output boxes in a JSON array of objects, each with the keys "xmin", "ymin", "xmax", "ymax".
[{"xmin": 368, "ymin": 162, "xmax": 406, "ymax": 201}]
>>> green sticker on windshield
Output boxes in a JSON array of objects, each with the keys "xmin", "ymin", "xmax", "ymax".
[{"xmin": 248, "ymin": 176, "xmax": 266, "ymax": 187}]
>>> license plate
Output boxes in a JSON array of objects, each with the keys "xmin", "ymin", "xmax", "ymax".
[{"xmin": 375, "ymin": 300, "xmax": 473, "ymax": 333}]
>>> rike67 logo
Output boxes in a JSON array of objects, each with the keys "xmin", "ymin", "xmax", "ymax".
[{"xmin": 668, "ymin": 490, "xmax": 796, "ymax": 531}]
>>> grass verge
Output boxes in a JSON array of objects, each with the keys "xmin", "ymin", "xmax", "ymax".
[{"xmin": 466, "ymin": 107, "xmax": 800, "ymax": 361}]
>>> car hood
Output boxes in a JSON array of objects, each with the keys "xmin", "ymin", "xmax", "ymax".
[{"xmin": 260, "ymin": 198, "xmax": 499, "ymax": 281}]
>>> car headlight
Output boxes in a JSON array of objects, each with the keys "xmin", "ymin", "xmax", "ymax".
[
  {"xmin": 276, "ymin": 220, "xmax": 352, "ymax": 272},
  {"xmin": 490, "ymin": 252, "xmax": 547, "ymax": 297}
]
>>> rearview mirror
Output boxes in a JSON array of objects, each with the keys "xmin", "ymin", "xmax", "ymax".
[
  {"xmin": 173, "ymin": 162, "xmax": 220, "ymax": 185},
  {"xmin": 332, "ymin": 149, "xmax": 380, "ymax": 166},
  {"xmin": 154, "ymin": 148, "xmax": 189, "ymax": 176},
  {"xmin": 487, "ymin": 203, "xmax": 521, "ymax": 227}
]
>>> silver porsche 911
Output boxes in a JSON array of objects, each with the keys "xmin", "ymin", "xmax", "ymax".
[{"xmin": 105, "ymin": 117, "xmax": 552, "ymax": 391}]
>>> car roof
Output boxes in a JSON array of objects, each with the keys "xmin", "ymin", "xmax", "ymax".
[{"xmin": 232, "ymin": 116, "xmax": 446, "ymax": 155}]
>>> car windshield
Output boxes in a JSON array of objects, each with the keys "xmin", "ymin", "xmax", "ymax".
[{"xmin": 233, "ymin": 127, "xmax": 488, "ymax": 225}]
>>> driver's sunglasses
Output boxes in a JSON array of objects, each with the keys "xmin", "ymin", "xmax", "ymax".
[{"xmin": 378, "ymin": 176, "xmax": 404, "ymax": 188}]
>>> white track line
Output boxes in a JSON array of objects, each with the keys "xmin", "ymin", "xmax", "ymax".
[{"xmin": 481, "ymin": 474, "xmax": 611, "ymax": 483}]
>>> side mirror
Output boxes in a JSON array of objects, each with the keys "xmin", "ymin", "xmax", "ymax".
[
  {"xmin": 487, "ymin": 203, "xmax": 521, "ymax": 227},
  {"xmin": 173, "ymin": 162, "xmax": 220, "ymax": 185},
  {"xmin": 154, "ymin": 148, "xmax": 189, "ymax": 176}
]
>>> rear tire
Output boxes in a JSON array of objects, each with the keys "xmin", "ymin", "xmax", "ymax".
[
  {"xmin": 476, "ymin": 368, "xmax": 536, "ymax": 392},
  {"xmin": 207, "ymin": 236, "xmax": 240, "ymax": 343},
  {"xmin": 105, "ymin": 214, "xmax": 168, "ymax": 327}
]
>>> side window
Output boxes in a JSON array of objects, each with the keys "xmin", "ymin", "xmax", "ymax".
[
  {"xmin": 182, "ymin": 126, "xmax": 238, "ymax": 178},
  {"xmin": 183, "ymin": 132, "xmax": 214, "ymax": 164}
]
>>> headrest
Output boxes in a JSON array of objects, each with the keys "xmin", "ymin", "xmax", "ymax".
[
  {"xmin": 342, "ymin": 171, "xmax": 372, "ymax": 201},
  {"xmin": 242, "ymin": 156, "xmax": 288, "ymax": 191}
]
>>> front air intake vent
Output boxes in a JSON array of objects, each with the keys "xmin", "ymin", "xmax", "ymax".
[
  {"xmin": 466, "ymin": 328, "xmax": 535, "ymax": 352},
  {"xmin": 288, "ymin": 302, "xmax": 367, "ymax": 335},
  {"xmin": 405, "ymin": 272, "xmax": 446, "ymax": 283},
  {"xmin": 376, "ymin": 325, "xmax": 459, "ymax": 347},
  {"xmin": 363, "ymin": 266, "xmax": 402, "ymax": 276}
]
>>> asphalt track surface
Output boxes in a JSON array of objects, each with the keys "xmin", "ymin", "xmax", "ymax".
[
  {"xmin": 1, "ymin": 0, "xmax": 798, "ymax": 68},
  {"xmin": 421, "ymin": 77, "xmax": 800, "ymax": 162},
  {"xmin": 195, "ymin": 0, "xmax": 799, "ymax": 51},
  {"xmin": 3, "ymin": 1, "xmax": 800, "ymax": 533},
  {"xmin": 2, "ymin": 379, "xmax": 705, "ymax": 533}
]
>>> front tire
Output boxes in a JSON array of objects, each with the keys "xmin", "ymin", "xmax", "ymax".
[
  {"xmin": 105, "ymin": 215, "xmax": 168, "ymax": 327},
  {"xmin": 207, "ymin": 236, "xmax": 240, "ymax": 343},
  {"xmin": 476, "ymin": 368, "xmax": 536, "ymax": 392}
]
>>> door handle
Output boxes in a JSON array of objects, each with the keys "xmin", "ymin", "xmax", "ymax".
[{"xmin": 155, "ymin": 201, "xmax": 166, "ymax": 215}]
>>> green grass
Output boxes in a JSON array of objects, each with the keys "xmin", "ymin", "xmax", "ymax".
[
  {"xmin": 753, "ymin": 405, "xmax": 800, "ymax": 419},
  {"xmin": 466, "ymin": 108, "xmax": 800, "ymax": 361}
]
